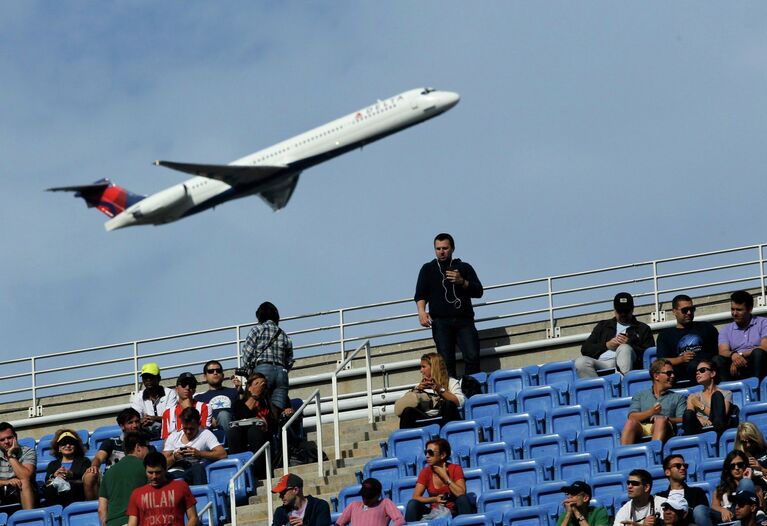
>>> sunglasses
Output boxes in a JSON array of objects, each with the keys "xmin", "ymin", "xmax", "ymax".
[
  {"xmin": 179, "ymin": 382, "xmax": 196, "ymax": 389},
  {"xmin": 659, "ymin": 370, "xmax": 675, "ymax": 376},
  {"xmin": 669, "ymin": 463, "xmax": 689, "ymax": 470},
  {"xmin": 626, "ymin": 480, "xmax": 643, "ymax": 487},
  {"xmin": 731, "ymin": 461, "xmax": 747, "ymax": 470},
  {"xmin": 278, "ymin": 487, "xmax": 295, "ymax": 498},
  {"xmin": 58, "ymin": 440, "xmax": 77, "ymax": 447},
  {"xmin": 424, "ymin": 449, "xmax": 440, "ymax": 457},
  {"xmin": 696, "ymin": 367, "xmax": 712, "ymax": 374},
  {"xmin": 205, "ymin": 368, "xmax": 223, "ymax": 374},
  {"xmin": 680, "ymin": 306, "xmax": 696, "ymax": 314}
]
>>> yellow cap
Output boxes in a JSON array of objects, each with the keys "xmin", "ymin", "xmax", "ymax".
[
  {"xmin": 57, "ymin": 431, "xmax": 78, "ymax": 443},
  {"xmin": 141, "ymin": 363, "xmax": 160, "ymax": 376}
]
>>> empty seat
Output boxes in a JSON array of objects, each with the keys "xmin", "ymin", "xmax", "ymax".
[
  {"xmin": 610, "ymin": 444, "xmax": 655, "ymax": 472},
  {"xmin": 720, "ymin": 379, "xmax": 758, "ymax": 408},
  {"xmin": 488, "ymin": 368, "xmax": 530, "ymax": 396},
  {"xmin": 464, "ymin": 394, "xmax": 509, "ymax": 421},
  {"xmin": 548, "ymin": 405, "xmax": 591, "ymax": 447},
  {"xmin": 440, "ymin": 419, "xmax": 489, "ymax": 465},
  {"xmin": 622, "ymin": 370, "xmax": 651, "ymax": 396},
  {"xmin": 477, "ymin": 488, "xmax": 518, "ymax": 513},
  {"xmin": 538, "ymin": 360, "xmax": 577, "ymax": 389},
  {"xmin": 380, "ymin": 425, "xmax": 438, "ymax": 473},
  {"xmin": 643, "ymin": 347, "xmax": 658, "ymax": 369},
  {"xmin": 61, "ymin": 501, "xmax": 99, "ymax": 526},
  {"xmin": 7, "ymin": 505, "xmax": 63, "ymax": 526},
  {"xmin": 331, "ymin": 484, "xmax": 361, "ymax": 513},
  {"xmin": 554, "ymin": 452, "xmax": 600, "ymax": 480},
  {"xmin": 590, "ymin": 473, "xmax": 626, "ymax": 505},
  {"xmin": 224, "ymin": 452, "xmax": 255, "ymax": 496},
  {"xmin": 573, "ymin": 374, "xmax": 622, "ymax": 421},
  {"xmin": 471, "ymin": 441, "xmax": 517, "ymax": 467},
  {"xmin": 205, "ymin": 458, "xmax": 247, "ymax": 513},
  {"xmin": 524, "ymin": 433, "xmax": 570, "ymax": 458},
  {"xmin": 741, "ymin": 402, "xmax": 767, "ymax": 430},
  {"xmin": 359, "ymin": 457, "xmax": 406, "ymax": 488},
  {"xmin": 494, "ymin": 413, "xmax": 541, "ymax": 444},
  {"xmin": 719, "ymin": 428, "xmax": 737, "ymax": 457},
  {"xmin": 697, "ymin": 457, "xmax": 724, "ymax": 486},
  {"xmin": 601, "ymin": 397, "xmax": 632, "ymax": 430},
  {"xmin": 187, "ymin": 485, "xmax": 219, "ymax": 526},
  {"xmin": 518, "ymin": 385, "xmax": 568, "ymax": 416},
  {"xmin": 499, "ymin": 459, "xmax": 548, "ymax": 493},
  {"xmin": 530, "ymin": 481, "xmax": 566, "ymax": 507},
  {"xmin": 577, "ymin": 426, "xmax": 621, "ymax": 471},
  {"xmin": 502, "ymin": 505, "xmax": 549, "ymax": 526},
  {"xmin": 464, "ymin": 464, "xmax": 499, "ymax": 498},
  {"xmin": 450, "ymin": 513, "xmax": 496, "ymax": 526},
  {"xmin": 36, "ymin": 433, "xmax": 56, "ymax": 462},
  {"xmin": 663, "ymin": 432, "xmax": 718, "ymax": 469},
  {"xmin": 390, "ymin": 476, "xmax": 418, "ymax": 506},
  {"xmin": 18, "ymin": 437, "xmax": 36, "ymax": 451}
]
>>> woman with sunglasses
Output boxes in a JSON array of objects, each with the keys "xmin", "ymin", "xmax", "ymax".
[
  {"xmin": 712, "ymin": 450, "xmax": 763, "ymax": 522},
  {"xmin": 682, "ymin": 359, "xmax": 731, "ymax": 436},
  {"xmin": 734, "ymin": 422, "xmax": 767, "ymax": 480},
  {"xmin": 396, "ymin": 352, "xmax": 465, "ymax": 429},
  {"xmin": 405, "ymin": 438, "xmax": 473, "ymax": 521},
  {"xmin": 43, "ymin": 429, "xmax": 90, "ymax": 506},
  {"xmin": 228, "ymin": 373, "xmax": 273, "ymax": 478}
]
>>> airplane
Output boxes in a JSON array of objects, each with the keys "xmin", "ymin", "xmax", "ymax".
[{"xmin": 48, "ymin": 87, "xmax": 460, "ymax": 231}]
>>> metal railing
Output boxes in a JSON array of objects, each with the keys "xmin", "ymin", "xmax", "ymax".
[
  {"xmin": 282, "ymin": 388, "xmax": 323, "ymax": 477},
  {"xmin": 331, "ymin": 340, "xmax": 372, "ymax": 460},
  {"xmin": 231, "ymin": 441, "xmax": 272, "ymax": 526},
  {"xmin": 3, "ymin": 242, "xmax": 767, "ymax": 409},
  {"xmin": 199, "ymin": 501, "xmax": 214, "ymax": 526}
]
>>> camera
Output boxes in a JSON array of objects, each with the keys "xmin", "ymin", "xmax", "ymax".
[{"xmin": 234, "ymin": 368, "xmax": 248, "ymax": 378}]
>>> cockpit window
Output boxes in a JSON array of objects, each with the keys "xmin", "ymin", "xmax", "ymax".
[{"xmin": 420, "ymin": 87, "xmax": 436, "ymax": 95}]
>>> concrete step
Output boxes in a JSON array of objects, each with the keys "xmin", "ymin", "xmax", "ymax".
[{"xmin": 305, "ymin": 414, "xmax": 399, "ymax": 445}]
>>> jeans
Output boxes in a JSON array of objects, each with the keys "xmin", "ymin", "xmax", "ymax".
[
  {"xmin": 404, "ymin": 494, "xmax": 473, "ymax": 521},
  {"xmin": 214, "ymin": 409, "xmax": 233, "ymax": 431},
  {"xmin": 431, "ymin": 317, "xmax": 480, "ymax": 377},
  {"xmin": 575, "ymin": 344, "xmax": 636, "ymax": 377},
  {"xmin": 255, "ymin": 363, "xmax": 289, "ymax": 410}
]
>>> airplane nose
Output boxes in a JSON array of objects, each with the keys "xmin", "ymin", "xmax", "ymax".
[{"xmin": 441, "ymin": 91, "xmax": 460, "ymax": 109}]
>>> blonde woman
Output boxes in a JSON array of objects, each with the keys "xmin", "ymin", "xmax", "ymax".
[
  {"xmin": 397, "ymin": 353, "xmax": 465, "ymax": 429},
  {"xmin": 735, "ymin": 422, "xmax": 767, "ymax": 480}
]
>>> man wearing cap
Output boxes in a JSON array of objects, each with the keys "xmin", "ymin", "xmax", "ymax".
[
  {"xmin": 731, "ymin": 490, "xmax": 760, "ymax": 526},
  {"xmin": 657, "ymin": 295, "xmax": 719, "ymax": 384},
  {"xmin": 271, "ymin": 473, "xmax": 331, "ymax": 526},
  {"xmin": 0, "ymin": 422, "xmax": 36, "ymax": 509},
  {"xmin": 336, "ymin": 477, "xmax": 405, "ymax": 526},
  {"xmin": 613, "ymin": 469, "xmax": 667, "ymax": 526},
  {"xmin": 577, "ymin": 292, "xmax": 655, "ymax": 378},
  {"xmin": 557, "ymin": 481, "xmax": 608, "ymax": 526},
  {"xmin": 716, "ymin": 290, "xmax": 767, "ymax": 381},
  {"xmin": 130, "ymin": 363, "xmax": 178, "ymax": 438},
  {"xmin": 160, "ymin": 372, "xmax": 212, "ymax": 439},
  {"xmin": 660, "ymin": 494, "xmax": 689, "ymax": 526},
  {"xmin": 99, "ymin": 431, "xmax": 150, "ymax": 526},
  {"xmin": 656, "ymin": 454, "xmax": 711, "ymax": 526},
  {"xmin": 194, "ymin": 360, "xmax": 239, "ymax": 431}
]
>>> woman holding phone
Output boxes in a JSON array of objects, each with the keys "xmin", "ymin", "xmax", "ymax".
[{"xmin": 396, "ymin": 352, "xmax": 465, "ymax": 429}]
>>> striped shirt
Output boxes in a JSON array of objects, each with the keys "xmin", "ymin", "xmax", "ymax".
[
  {"xmin": 242, "ymin": 320, "xmax": 293, "ymax": 371},
  {"xmin": 0, "ymin": 445, "xmax": 36, "ymax": 481}
]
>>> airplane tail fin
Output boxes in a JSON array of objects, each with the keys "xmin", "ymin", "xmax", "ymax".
[{"xmin": 47, "ymin": 178, "xmax": 145, "ymax": 218}]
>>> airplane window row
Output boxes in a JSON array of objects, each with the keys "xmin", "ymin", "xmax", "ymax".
[{"xmin": 255, "ymin": 124, "xmax": 347, "ymax": 163}]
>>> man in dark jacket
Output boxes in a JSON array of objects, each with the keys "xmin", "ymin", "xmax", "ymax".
[
  {"xmin": 414, "ymin": 233, "xmax": 484, "ymax": 377},
  {"xmin": 271, "ymin": 473, "xmax": 331, "ymax": 526},
  {"xmin": 656, "ymin": 454, "xmax": 712, "ymax": 526},
  {"xmin": 576, "ymin": 292, "xmax": 654, "ymax": 377}
]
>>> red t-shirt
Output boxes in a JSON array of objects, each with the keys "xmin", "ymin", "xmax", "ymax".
[
  {"xmin": 127, "ymin": 480, "xmax": 196, "ymax": 526},
  {"xmin": 416, "ymin": 463, "xmax": 465, "ymax": 510}
]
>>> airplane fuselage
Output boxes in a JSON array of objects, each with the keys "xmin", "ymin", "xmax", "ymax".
[{"xmin": 97, "ymin": 88, "xmax": 459, "ymax": 230}]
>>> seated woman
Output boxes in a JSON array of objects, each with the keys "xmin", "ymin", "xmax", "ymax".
[
  {"xmin": 735, "ymin": 422, "xmax": 767, "ymax": 481},
  {"xmin": 44, "ymin": 429, "xmax": 90, "ymax": 506},
  {"xmin": 711, "ymin": 449, "xmax": 763, "ymax": 523},
  {"xmin": 682, "ymin": 359, "xmax": 732, "ymax": 436},
  {"xmin": 405, "ymin": 438, "xmax": 473, "ymax": 521},
  {"xmin": 395, "ymin": 352, "xmax": 465, "ymax": 429},
  {"xmin": 228, "ymin": 373, "xmax": 273, "ymax": 477}
]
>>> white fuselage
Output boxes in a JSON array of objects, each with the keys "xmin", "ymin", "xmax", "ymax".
[{"xmin": 105, "ymin": 88, "xmax": 459, "ymax": 230}]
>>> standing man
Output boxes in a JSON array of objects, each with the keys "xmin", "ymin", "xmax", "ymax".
[
  {"xmin": 0, "ymin": 422, "xmax": 36, "ymax": 510},
  {"xmin": 577, "ymin": 292, "xmax": 655, "ymax": 378},
  {"xmin": 613, "ymin": 469, "xmax": 666, "ymax": 526},
  {"xmin": 414, "ymin": 233, "xmax": 484, "ymax": 377},
  {"xmin": 271, "ymin": 473, "xmax": 331, "ymax": 526},
  {"xmin": 98, "ymin": 431, "xmax": 150, "ymax": 526},
  {"xmin": 656, "ymin": 454, "xmax": 711, "ymax": 526},
  {"xmin": 557, "ymin": 481, "xmax": 608, "ymax": 526},
  {"xmin": 127, "ymin": 452, "xmax": 198, "ymax": 526},
  {"xmin": 621, "ymin": 359, "xmax": 686, "ymax": 445},
  {"xmin": 242, "ymin": 301, "xmax": 294, "ymax": 419},
  {"xmin": 717, "ymin": 290, "xmax": 767, "ymax": 381},
  {"xmin": 657, "ymin": 295, "xmax": 719, "ymax": 384},
  {"xmin": 160, "ymin": 373, "xmax": 211, "ymax": 439},
  {"xmin": 194, "ymin": 360, "xmax": 239, "ymax": 431}
]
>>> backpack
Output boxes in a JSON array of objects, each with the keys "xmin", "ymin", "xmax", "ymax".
[{"xmin": 460, "ymin": 375, "xmax": 483, "ymax": 399}]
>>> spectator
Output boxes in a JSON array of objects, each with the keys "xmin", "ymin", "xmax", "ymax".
[
  {"xmin": 160, "ymin": 372, "xmax": 211, "ymax": 439},
  {"xmin": 613, "ymin": 469, "xmax": 667, "ymax": 526},
  {"xmin": 656, "ymin": 454, "xmax": 711, "ymax": 526},
  {"xmin": 84, "ymin": 407, "xmax": 144, "ymax": 500},
  {"xmin": 0, "ymin": 421, "xmax": 36, "ymax": 509},
  {"xmin": 414, "ymin": 233, "xmax": 484, "ymax": 377},
  {"xmin": 717, "ymin": 290, "xmax": 767, "ymax": 381},
  {"xmin": 98, "ymin": 431, "xmax": 150, "ymax": 526},
  {"xmin": 228, "ymin": 373, "xmax": 272, "ymax": 478},
  {"xmin": 732, "ymin": 490, "xmax": 761, "ymax": 526},
  {"xmin": 242, "ymin": 301, "xmax": 294, "ymax": 420},
  {"xmin": 712, "ymin": 450, "xmax": 762, "ymax": 523},
  {"xmin": 194, "ymin": 360, "xmax": 239, "ymax": 431},
  {"xmin": 405, "ymin": 438, "xmax": 473, "ymax": 521},
  {"xmin": 556, "ymin": 481, "xmax": 608, "ymax": 526},
  {"xmin": 127, "ymin": 451, "xmax": 199, "ymax": 526},
  {"xmin": 335, "ymin": 477, "xmax": 405, "ymax": 526},
  {"xmin": 682, "ymin": 359, "xmax": 732, "ymax": 436},
  {"xmin": 660, "ymin": 494, "xmax": 689, "ymax": 526},
  {"xmin": 656, "ymin": 294, "xmax": 719, "ymax": 384},
  {"xmin": 130, "ymin": 363, "xmax": 178, "ymax": 438},
  {"xmin": 43, "ymin": 429, "xmax": 90, "ymax": 507},
  {"xmin": 395, "ymin": 352, "xmax": 465, "ymax": 430},
  {"xmin": 735, "ymin": 422, "xmax": 767, "ymax": 477},
  {"xmin": 577, "ymin": 292, "xmax": 654, "ymax": 378},
  {"xmin": 271, "ymin": 473, "xmax": 331, "ymax": 526},
  {"xmin": 163, "ymin": 407, "xmax": 226, "ymax": 486},
  {"xmin": 621, "ymin": 359, "xmax": 686, "ymax": 445}
]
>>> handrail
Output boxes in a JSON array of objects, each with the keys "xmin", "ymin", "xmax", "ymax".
[
  {"xmin": 282, "ymin": 388, "xmax": 323, "ymax": 477},
  {"xmin": 230, "ymin": 442, "xmax": 272, "ymax": 526},
  {"xmin": 199, "ymin": 500, "xmax": 213, "ymax": 526},
  {"xmin": 331, "ymin": 340, "xmax": 372, "ymax": 460}
]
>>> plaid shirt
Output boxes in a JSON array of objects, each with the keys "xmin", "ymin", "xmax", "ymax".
[{"xmin": 242, "ymin": 320, "xmax": 293, "ymax": 372}]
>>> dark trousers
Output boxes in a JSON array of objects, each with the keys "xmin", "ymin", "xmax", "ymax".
[
  {"xmin": 405, "ymin": 495, "xmax": 473, "ymax": 521},
  {"xmin": 399, "ymin": 401, "xmax": 462, "ymax": 430},
  {"xmin": 682, "ymin": 391, "xmax": 728, "ymax": 436},
  {"xmin": 168, "ymin": 462, "xmax": 208, "ymax": 486},
  {"xmin": 228, "ymin": 424, "xmax": 269, "ymax": 478},
  {"xmin": 431, "ymin": 317, "xmax": 481, "ymax": 377},
  {"xmin": 714, "ymin": 348, "xmax": 767, "ymax": 381}
]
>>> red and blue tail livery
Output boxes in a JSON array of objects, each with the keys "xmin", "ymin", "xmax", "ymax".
[{"xmin": 47, "ymin": 178, "xmax": 145, "ymax": 219}]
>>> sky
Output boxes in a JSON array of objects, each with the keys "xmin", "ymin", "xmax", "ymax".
[{"xmin": 2, "ymin": 2, "xmax": 767, "ymax": 373}]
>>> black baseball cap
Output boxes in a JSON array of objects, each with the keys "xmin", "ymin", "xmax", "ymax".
[
  {"xmin": 614, "ymin": 292, "xmax": 634, "ymax": 312},
  {"xmin": 359, "ymin": 478, "xmax": 382, "ymax": 499},
  {"xmin": 176, "ymin": 372, "xmax": 198, "ymax": 387},
  {"xmin": 731, "ymin": 489, "xmax": 758, "ymax": 504},
  {"xmin": 561, "ymin": 481, "xmax": 592, "ymax": 497}
]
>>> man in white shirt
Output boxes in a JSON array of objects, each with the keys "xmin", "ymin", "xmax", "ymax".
[
  {"xmin": 613, "ymin": 469, "xmax": 666, "ymax": 526},
  {"xmin": 162, "ymin": 407, "xmax": 226, "ymax": 486}
]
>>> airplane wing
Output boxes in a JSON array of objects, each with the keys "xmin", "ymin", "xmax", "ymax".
[
  {"xmin": 154, "ymin": 160, "xmax": 287, "ymax": 187},
  {"xmin": 258, "ymin": 172, "xmax": 301, "ymax": 211}
]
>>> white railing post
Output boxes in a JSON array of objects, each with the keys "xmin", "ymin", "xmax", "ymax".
[
  {"xmin": 339, "ymin": 309, "xmax": 346, "ymax": 365},
  {"xmin": 546, "ymin": 277, "xmax": 555, "ymax": 338},
  {"xmin": 281, "ymin": 388, "xmax": 322, "ymax": 475},
  {"xmin": 29, "ymin": 357, "xmax": 37, "ymax": 417},
  {"xmin": 759, "ymin": 245, "xmax": 766, "ymax": 306},
  {"xmin": 331, "ymin": 368, "xmax": 340, "ymax": 461},
  {"xmin": 230, "ymin": 441, "xmax": 272, "ymax": 526},
  {"xmin": 132, "ymin": 341, "xmax": 139, "ymax": 393},
  {"xmin": 364, "ymin": 341, "xmax": 373, "ymax": 424},
  {"xmin": 331, "ymin": 340, "xmax": 373, "ymax": 460},
  {"xmin": 314, "ymin": 389, "xmax": 323, "ymax": 478},
  {"xmin": 234, "ymin": 325, "xmax": 242, "ymax": 368}
]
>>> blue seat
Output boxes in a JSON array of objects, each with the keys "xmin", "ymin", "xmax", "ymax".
[
  {"xmin": 18, "ymin": 437, "xmax": 36, "ymax": 451},
  {"xmin": 0, "ymin": 512, "xmax": 7, "ymax": 526},
  {"xmin": 464, "ymin": 464, "xmax": 498, "ymax": 498},
  {"xmin": 450, "ymin": 514, "xmax": 496, "ymax": 526},
  {"xmin": 689, "ymin": 481, "xmax": 713, "ymax": 502},
  {"xmin": 530, "ymin": 481, "xmax": 566, "ymax": 507},
  {"xmin": 573, "ymin": 375, "xmax": 622, "ymax": 422},
  {"xmin": 469, "ymin": 372, "xmax": 488, "ymax": 394},
  {"xmin": 440, "ymin": 419, "xmax": 489, "ymax": 465},
  {"xmin": 554, "ymin": 452, "xmax": 600, "ymax": 480},
  {"xmin": 390, "ymin": 476, "xmax": 418, "ymax": 506},
  {"xmin": 719, "ymin": 428, "xmax": 737, "ymax": 457},
  {"xmin": 720, "ymin": 379, "xmax": 758, "ymax": 408},
  {"xmin": 205, "ymin": 458, "xmax": 247, "ymax": 516},
  {"xmin": 643, "ymin": 347, "xmax": 658, "ymax": 369},
  {"xmin": 471, "ymin": 442, "xmax": 517, "ymax": 467},
  {"xmin": 488, "ymin": 368, "xmax": 529, "ymax": 396},
  {"xmin": 187, "ymin": 485, "xmax": 219, "ymax": 526},
  {"xmin": 547, "ymin": 405, "xmax": 590, "ymax": 448},
  {"xmin": 524, "ymin": 433, "xmax": 570, "ymax": 458},
  {"xmin": 502, "ymin": 505, "xmax": 549, "ymax": 526},
  {"xmin": 663, "ymin": 432, "xmax": 718, "ymax": 469},
  {"xmin": 610, "ymin": 444, "xmax": 655, "ymax": 472},
  {"xmin": 359, "ymin": 457, "xmax": 406, "ymax": 488},
  {"xmin": 578, "ymin": 426, "xmax": 620, "ymax": 471},
  {"xmin": 601, "ymin": 397, "xmax": 632, "ymax": 429},
  {"xmin": 477, "ymin": 488, "xmax": 518, "ymax": 512},
  {"xmin": 518, "ymin": 385, "xmax": 568, "ymax": 415},
  {"xmin": 757, "ymin": 375, "xmax": 767, "ymax": 402},
  {"xmin": 88, "ymin": 425, "xmax": 121, "ymax": 452},
  {"xmin": 646, "ymin": 465, "xmax": 668, "ymax": 488},
  {"xmin": 36, "ymin": 434, "xmax": 56, "ymax": 462},
  {"xmin": 380, "ymin": 425, "xmax": 438, "ymax": 473},
  {"xmin": 622, "ymin": 370, "xmax": 651, "ymax": 396},
  {"xmin": 7, "ymin": 505, "xmax": 62, "ymax": 526},
  {"xmin": 494, "ymin": 413, "xmax": 541, "ymax": 444},
  {"xmin": 499, "ymin": 459, "xmax": 548, "ymax": 492},
  {"xmin": 464, "ymin": 394, "xmax": 509, "ymax": 421},
  {"xmin": 697, "ymin": 457, "xmax": 724, "ymax": 486},
  {"xmin": 331, "ymin": 484, "xmax": 361, "ymax": 513},
  {"xmin": 61, "ymin": 501, "xmax": 98, "ymax": 526},
  {"xmin": 741, "ymin": 402, "xmax": 767, "ymax": 430},
  {"xmin": 225, "ymin": 452, "xmax": 255, "ymax": 496},
  {"xmin": 538, "ymin": 360, "xmax": 577, "ymax": 389},
  {"xmin": 35, "ymin": 461, "xmax": 48, "ymax": 488},
  {"xmin": 590, "ymin": 473, "xmax": 626, "ymax": 505}
]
